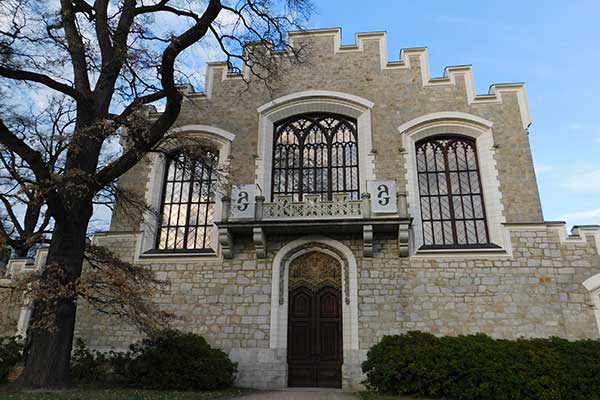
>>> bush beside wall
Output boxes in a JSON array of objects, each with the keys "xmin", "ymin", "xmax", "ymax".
[
  {"xmin": 362, "ymin": 331, "xmax": 600, "ymax": 400},
  {"xmin": 71, "ymin": 330, "xmax": 237, "ymax": 390},
  {"xmin": 0, "ymin": 336, "xmax": 22, "ymax": 383}
]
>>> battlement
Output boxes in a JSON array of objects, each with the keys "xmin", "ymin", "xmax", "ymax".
[{"xmin": 174, "ymin": 28, "xmax": 531, "ymax": 129}]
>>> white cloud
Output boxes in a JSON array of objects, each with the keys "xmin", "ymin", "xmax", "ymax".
[
  {"xmin": 558, "ymin": 208, "xmax": 600, "ymax": 227},
  {"xmin": 562, "ymin": 169, "xmax": 600, "ymax": 193}
]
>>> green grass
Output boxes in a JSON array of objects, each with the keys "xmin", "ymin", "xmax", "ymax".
[
  {"xmin": 359, "ymin": 392, "xmax": 436, "ymax": 400},
  {"xmin": 0, "ymin": 386, "xmax": 251, "ymax": 400}
]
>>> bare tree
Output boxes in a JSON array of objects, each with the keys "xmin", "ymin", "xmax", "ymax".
[
  {"xmin": 0, "ymin": 95, "xmax": 72, "ymax": 258},
  {"xmin": 0, "ymin": 0, "xmax": 310, "ymax": 388}
]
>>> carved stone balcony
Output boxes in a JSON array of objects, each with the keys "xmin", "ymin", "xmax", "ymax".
[
  {"xmin": 215, "ymin": 192, "xmax": 412, "ymax": 260},
  {"xmin": 262, "ymin": 194, "xmax": 363, "ymax": 220}
]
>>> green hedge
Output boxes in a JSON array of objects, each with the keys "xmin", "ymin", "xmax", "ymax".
[
  {"xmin": 124, "ymin": 330, "xmax": 237, "ymax": 390},
  {"xmin": 362, "ymin": 331, "xmax": 600, "ymax": 400},
  {"xmin": 71, "ymin": 330, "xmax": 237, "ymax": 390},
  {"xmin": 0, "ymin": 336, "xmax": 22, "ymax": 383}
]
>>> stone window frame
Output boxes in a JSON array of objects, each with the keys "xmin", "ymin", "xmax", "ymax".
[
  {"xmin": 256, "ymin": 90, "xmax": 376, "ymax": 201},
  {"xmin": 138, "ymin": 125, "xmax": 235, "ymax": 262},
  {"xmin": 269, "ymin": 236, "xmax": 360, "ymax": 361},
  {"xmin": 399, "ymin": 112, "xmax": 509, "ymax": 256},
  {"xmin": 583, "ymin": 273, "xmax": 600, "ymax": 336}
]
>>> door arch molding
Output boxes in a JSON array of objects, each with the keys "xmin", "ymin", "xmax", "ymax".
[
  {"xmin": 287, "ymin": 252, "xmax": 343, "ymax": 387},
  {"xmin": 269, "ymin": 236, "xmax": 359, "ymax": 353}
]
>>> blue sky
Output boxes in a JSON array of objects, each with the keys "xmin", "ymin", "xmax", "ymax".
[{"xmin": 308, "ymin": 0, "xmax": 600, "ymax": 227}]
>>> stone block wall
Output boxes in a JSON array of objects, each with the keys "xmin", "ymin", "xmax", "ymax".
[
  {"xmin": 73, "ymin": 224, "xmax": 600, "ymax": 389},
  {"xmin": 113, "ymin": 29, "xmax": 544, "ymax": 230},
  {"xmin": 0, "ymin": 282, "xmax": 20, "ymax": 337},
  {"xmin": 357, "ymin": 227, "xmax": 600, "ymax": 348},
  {"xmin": 69, "ymin": 28, "xmax": 599, "ymax": 390}
]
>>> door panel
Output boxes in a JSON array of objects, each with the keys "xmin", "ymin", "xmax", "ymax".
[
  {"xmin": 317, "ymin": 322, "xmax": 341, "ymax": 362},
  {"xmin": 288, "ymin": 286, "xmax": 342, "ymax": 388},
  {"xmin": 316, "ymin": 287, "xmax": 343, "ymax": 388}
]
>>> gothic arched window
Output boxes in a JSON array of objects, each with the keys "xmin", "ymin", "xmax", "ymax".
[
  {"xmin": 272, "ymin": 113, "xmax": 359, "ymax": 201},
  {"xmin": 156, "ymin": 149, "xmax": 218, "ymax": 251},
  {"xmin": 416, "ymin": 136, "xmax": 490, "ymax": 248}
]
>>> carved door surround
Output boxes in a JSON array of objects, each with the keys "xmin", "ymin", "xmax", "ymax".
[
  {"xmin": 287, "ymin": 251, "xmax": 343, "ymax": 388},
  {"xmin": 268, "ymin": 236, "xmax": 360, "ymax": 367},
  {"xmin": 280, "ymin": 243, "xmax": 350, "ymax": 306}
]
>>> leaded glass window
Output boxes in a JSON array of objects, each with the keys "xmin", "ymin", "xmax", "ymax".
[
  {"xmin": 416, "ymin": 136, "xmax": 490, "ymax": 248},
  {"xmin": 272, "ymin": 113, "xmax": 359, "ymax": 201},
  {"xmin": 156, "ymin": 149, "xmax": 218, "ymax": 251}
]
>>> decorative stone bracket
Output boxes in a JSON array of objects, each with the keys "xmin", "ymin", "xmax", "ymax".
[
  {"xmin": 362, "ymin": 220, "xmax": 411, "ymax": 258},
  {"xmin": 399, "ymin": 221, "xmax": 410, "ymax": 257},
  {"xmin": 253, "ymin": 227, "xmax": 267, "ymax": 259},
  {"xmin": 363, "ymin": 225, "xmax": 373, "ymax": 257},
  {"xmin": 218, "ymin": 228, "xmax": 233, "ymax": 259}
]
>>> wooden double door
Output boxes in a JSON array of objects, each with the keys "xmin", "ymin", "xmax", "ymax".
[{"xmin": 287, "ymin": 285, "xmax": 343, "ymax": 388}]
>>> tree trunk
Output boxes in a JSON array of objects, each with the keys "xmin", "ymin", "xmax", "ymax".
[{"xmin": 17, "ymin": 202, "xmax": 92, "ymax": 389}]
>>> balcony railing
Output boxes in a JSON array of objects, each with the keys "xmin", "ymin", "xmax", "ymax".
[
  {"xmin": 262, "ymin": 194, "xmax": 363, "ymax": 220},
  {"xmin": 217, "ymin": 190, "xmax": 411, "ymax": 260},
  {"xmin": 222, "ymin": 192, "xmax": 407, "ymax": 222}
]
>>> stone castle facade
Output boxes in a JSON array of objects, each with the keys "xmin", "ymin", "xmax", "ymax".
[{"xmin": 3, "ymin": 28, "xmax": 600, "ymax": 389}]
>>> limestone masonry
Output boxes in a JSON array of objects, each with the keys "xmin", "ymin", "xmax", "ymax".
[{"xmin": 3, "ymin": 28, "xmax": 600, "ymax": 390}]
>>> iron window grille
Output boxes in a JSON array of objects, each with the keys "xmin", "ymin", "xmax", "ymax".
[
  {"xmin": 272, "ymin": 113, "xmax": 359, "ymax": 201},
  {"xmin": 416, "ymin": 135, "xmax": 494, "ymax": 249},
  {"xmin": 155, "ymin": 149, "xmax": 218, "ymax": 252}
]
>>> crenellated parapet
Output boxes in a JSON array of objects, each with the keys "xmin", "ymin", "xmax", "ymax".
[{"xmin": 173, "ymin": 28, "xmax": 531, "ymax": 129}]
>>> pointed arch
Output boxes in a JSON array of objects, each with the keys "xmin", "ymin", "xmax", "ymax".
[
  {"xmin": 269, "ymin": 236, "xmax": 359, "ymax": 352},
  {"xmin": 256, "ymin": 91, "xmax": 376, "ymax": 199}
]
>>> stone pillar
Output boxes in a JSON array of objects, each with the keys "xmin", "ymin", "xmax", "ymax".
[
  {"xmin": 221, "ymin": 196, "xmax": 231, "ymax": 222},
  {"xmin": 397, "ymin": 192, "xmax": 408, "ymax": 218},
  {"xmin": 361, "ymin": 192, "xmax": 371, "ymax": 218},
  {"xmin": 255, "ymin": 196, "xmax": 265, "ymax": 221}
]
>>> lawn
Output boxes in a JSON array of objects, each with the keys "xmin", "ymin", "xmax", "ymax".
[
  {"xmin": 0, "ymin": 386, "xmax": 251, "ymax": 400},
  {"xmin": 359, "ymin": 392, "xmax": 435, "ymax": 400}
]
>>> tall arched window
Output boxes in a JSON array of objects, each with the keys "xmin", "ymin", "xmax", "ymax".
[
  {"xmin": 272, "ymin": 113, "xmax": 359, "ymax": 201},
  {"xmin": 416, "ymin": 136, "xmax": 491, "ymax": 248},
  {"xmin": 156, "ymin": 149, "xmax": 218, "ymax": 251}
]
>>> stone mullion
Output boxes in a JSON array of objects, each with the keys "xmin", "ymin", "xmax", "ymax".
[
  {"xmin": 454, "ymin": 141, "xmax": 469, "ymax": 245},
  {"xmin": 443, "ymin": 141, "xmax": 459, "ymax": 246},
  {"xmin": 182, "ymin": 158, "xmax": 196, "ymax": 249},
  {"xmin": 432, "ymin": 142, "xmax": 448, "ymax": 245}
]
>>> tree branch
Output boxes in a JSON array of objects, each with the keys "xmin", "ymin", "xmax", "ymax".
[
  {"xmin": 60, "ymin": 0, "xmax": 92, "ymax": 95},
  {"xmin": 0, "ymin": 66, "xmax": 84, "ymax": 101},
  {"xmin": 93, "ymin": 0, "xmax": 113, "ymax": 62},
  {"xmin": 117, "ymin": 90, "xmax": 166, "ymax": 121},
  {"xmin": 0, "ymin": 119, "xmax": 50, "ymax": 182},
  {"xmin": 93, "ymin": 0, "xmax": 137, "ymax": 112},
  {"xmin": 95, "ymin": 0, "xmax": 223, "ymax": 186},
  {"xmin": 0, "ymin": 194, "xmax": 25, "ymax": 237}
]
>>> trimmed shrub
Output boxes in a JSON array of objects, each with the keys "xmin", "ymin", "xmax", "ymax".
[
  {"xmin": 123, "ymin": 329, "xmax": 237, "ymax": 390},
  {"xmin": 362, "ymin": 331, "xmax": 600, "ymax": 400},
  {"xmin": 0, "ymin": 336, "xmax": 22, "ymax": 383},
  {"xmin": 71, "ymin": 330, "xmax": 237, "ymax": 390}
]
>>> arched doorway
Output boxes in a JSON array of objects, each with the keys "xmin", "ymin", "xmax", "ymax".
[{"xmin": 287, "ymin": 251, "xmax": 343, "ymax": 388}]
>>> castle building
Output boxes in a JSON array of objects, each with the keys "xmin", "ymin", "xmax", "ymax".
[{"xmin": 8, "ymin": 28, "xmax": 600, "ymax": 390}]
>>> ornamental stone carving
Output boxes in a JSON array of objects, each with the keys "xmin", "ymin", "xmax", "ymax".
[
  {"xmin": 289, "ymin": 251, "xmax": 342, "ymax": 292},
  {"xmin": 263, "ymin": 194, "xmax": 363, "ymax": 220},
  {"xmin": 279, "ymin": 243, "xmax": 350, "ymax": 305}
]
